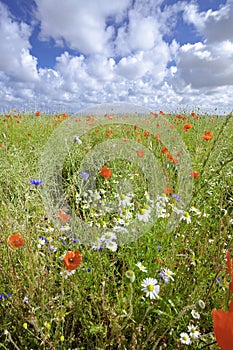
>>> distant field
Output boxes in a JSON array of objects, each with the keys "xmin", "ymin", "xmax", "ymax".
[{"xmin": 0, "ymin": 110, "xmax": 232, "ymax": 349}]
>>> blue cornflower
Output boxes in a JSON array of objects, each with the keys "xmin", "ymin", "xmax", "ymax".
[
  {"xmin": 0, "ymin": 292, "xmax": 11, "ymax": 300},
  {"xmin": 49, "ymin": 245, "xmax": 57, "ymax": 252},
  {"xmin": 81, "ymin": 171, "xmax": 89, "ymax": 180},
  {"xmin": 84, "ymin": 268, "xmax": 91, "ymax": 272},
  {"xmin": 173, "ymin": 194, "xmax": 181, "ymax": 201},
  {"xmin": 30, "ymin": 179, "xmax": 43, "ymax": 186}
]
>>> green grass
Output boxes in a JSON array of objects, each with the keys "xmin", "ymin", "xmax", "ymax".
[{"xmin": 0, "ymin": 110, "xmax": 232, "ymax": 349}]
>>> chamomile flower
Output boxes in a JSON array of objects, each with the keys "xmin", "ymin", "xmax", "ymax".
[
  {"xmin": 60, "ymin": 270, "xmax": 76, "ymax": 279},
  {"xmin": 141, "ymin": 278, "xmax": 160, "ymax": 300},
  {"xmin": 159, "ymin": 268, "xmax": 175, "ymax": 283},
  {"xmin": 136, "ymin": 262, "xmax": 148, "ymax": 273},
  {"xmin": 137, "ymin": 207, "xmax": 151, "ymax": 222},
  {"xmin": 105, "ymin": 240, "xmax": 118, "ymax": 252},
  {"xmin": 188, "ymin": 324, "xmax": 200, "ymax": 340},
  {"xmin": 102, "ymin": 232, "xmax": 117, "ymax": 243},
  {"xmin": 180, "ymin": 211, "xmax": 191, "ymax": 224},
  {"xmin": 180, "ymin": 332, "xmax": 191, "ymax": 345},
  {"xmin": 191, "ymin": 309, "xmax": 200, "ymax": 320}
]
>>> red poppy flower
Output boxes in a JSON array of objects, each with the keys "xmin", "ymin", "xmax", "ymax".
[
  {"xmin": 164, "ymin": 187, "xmax": 173, "ymax": 194},
  {"xmin": 203, "ymin": 131, "xmax": 212, "ymax": 140},
  {"xmin": 100, "ymin": 166, "xmax": 112, "ymax": 179},
  {"xmin": 161, "ymin": 146, "xmax": 168, "ymax": 154},
  {"xmin": 35, "ymin": 111, "xmax": 40, "ymax": 117},
  {"xmin": 57, "ymin": 209, "xmax": 71, "ymax": 222},
  {"xmin": 212, "ymin": 301, "xmax": 233, "ymax": 350},
  {"xmin": 86, "ymin": 115, "xmax": 94, "ymax": 121},
  {"xmin": 191, "ymin": 171, "xmax": 200, "ymax": 179},
  {"xmin": 172, "ymin": 157, "xmax": 178, "ymax": 164},
  {"xmin": 166, "ymin": 154, "xmax": 173, "ymax": 160},
  {"xmin": 183, "ymin": 123, "xmax": 192, "ymax": 131},
  {"xmin": 137, "ymin": 150, "xmax": 144, "ymax": 157},
  {"xmin": 143, "ymin": 131, "xmax": 150, "ymax": 137},
  {"xmin": 63, "ymin": 250, "xmax": 82, "ymax": 271},
  {"xmin": 150, "ymin": 112, "xmax": 158, "ymax": 117},
  {"xmin": 7, "ymin": 233, "xmax": 25, "ymax": 248}
]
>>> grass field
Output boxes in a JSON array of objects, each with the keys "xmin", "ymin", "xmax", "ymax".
[{"xmin": 0, "ymin": 109, "xmax": 232, "ymax": 349}]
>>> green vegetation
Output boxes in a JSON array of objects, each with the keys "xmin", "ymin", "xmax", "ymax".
[{"xmin": 0, "ymin": 110, "xmax": 232, "ymax": 349}]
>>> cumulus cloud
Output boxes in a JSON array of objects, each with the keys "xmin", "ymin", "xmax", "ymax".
[
  {"xmin": 0, "ymin": 0, "xmax": 233, "ymax": 113},
  {"xmin": 0, "ymin": 2, "xmax": 38, "ymax": 82},
  {"xmin": 35, "ymin": 0, "xmax": 131, "ymax": 55},
  {"xmin": 175, "ymin": 0, "xmax": 233, "ymax": 89},
  {"xmin": 183, "ymin": 0, "xmax": 233, "ymax": 43}
]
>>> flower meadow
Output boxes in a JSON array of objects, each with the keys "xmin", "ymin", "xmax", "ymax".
[{"xmin": 0, "ymin": 109, "xmax": 233, "ymax": 350}]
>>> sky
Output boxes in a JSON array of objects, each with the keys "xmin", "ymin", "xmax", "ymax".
[{"xmin": 0, "ymin": 0, "xmax": 233, "ymax": 114}]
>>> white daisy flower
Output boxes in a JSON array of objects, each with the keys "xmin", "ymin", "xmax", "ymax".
[
  {"xmin": 180, "ymin": 332, "xmax": 191, "ymax": 345},
  {"xmin": 188, "ymin": 324, "xmax": 200, "ymax": 340},
  {"xmin": 180, "ymin": 211, "xmax": 191, "ymax": 224},
  {"xmin": 106, "ymin": 240, "xmax": 118, "ymax": 252},
  {"xmin": 141, "ymin": 278, "xmax": 160, "ymax": 299},
  {"xmin": 60, "ymin": 270, "xmax": 76, "ymax": 279},
  {"xmin": 159, "ymin": 268, "xmax": 175, "ymax": 283},
  {"xmin": 137, "ymin": 207, "xmax": 151, "ymax": 222},
  {"xmin": 102, "ymin": 232, "xmax": 117, "ymax": 243},
  {"xmin": 191, "ymin": 309, "xmax": 200, "ymax": 320},
  {"xmin": 136, "ymin": 262, "xmax": 148, "ymax": 273}
]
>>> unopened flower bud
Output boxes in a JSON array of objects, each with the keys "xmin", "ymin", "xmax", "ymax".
[
  {"xmin": 125, "ymin": 270, "xmax": 135, "ymax": 283},
  {"xmin": 195, "ymin": 300, "xmax": 205, "ymax": 311}
]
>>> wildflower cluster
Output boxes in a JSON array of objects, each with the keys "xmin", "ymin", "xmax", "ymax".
[
  {"xmin": 92, "ymin": 231, "xmax": 118, "ymax": 252},
  {"xmin": 155, "ymin": 194, "xmax": 207, "ymax": 225},
  {"xmin": 179, "ymin": 306, "xmax": 203, "ymax": 346},
  {"xmin": 75, "ymin": 188, "xmax": 155, "ymax": 249},
  {"xmin": 139, "ymin": 264, "xmax": 175, "ymax": 300}
]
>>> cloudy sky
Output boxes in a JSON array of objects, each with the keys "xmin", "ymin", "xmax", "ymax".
[{"xmin": 0, "ymin": 0, "xmax": 232, "ymax": 114}]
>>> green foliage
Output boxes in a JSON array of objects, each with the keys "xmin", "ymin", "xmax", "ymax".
[{"xmin": 0, "ymin": 111, "xmax": 232, "ymax": 349}]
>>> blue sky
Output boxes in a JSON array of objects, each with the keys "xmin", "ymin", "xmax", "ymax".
[{"xmin": 0, "ymin": 0, "xmax": 232, "ymax": 113}]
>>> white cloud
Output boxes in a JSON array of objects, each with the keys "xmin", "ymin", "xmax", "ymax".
[
  {"xmin": 35, "ymin": 0, "xmax": 131, "ymax": 55},
  {"xmin": 183, "ymin": 0, "xmax": 233, "ymax": 43},
  {"xmin": 175, "ymin": 0, "xmax": 233, "ymax": 89},
  {"xmin": 0, "ymin": 0, "xmax": 233, "ymax": 114},
  {"xmin": 0, "ymin": 2, "xmax": 39, "ymax": 82},
  {"xmin": 115, "ymin": 11, "xmax": 160, "ymax": 54}
]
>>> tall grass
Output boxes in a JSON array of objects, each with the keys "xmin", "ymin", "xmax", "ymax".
[{"xmin": 0, "ymin": 110, "xmax": 232, "ymax": 349}]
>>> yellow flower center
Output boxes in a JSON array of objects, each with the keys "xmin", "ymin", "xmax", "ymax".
[{"xmin": 147, "ymin": 284, "xmax": 154, "ymax": 292}]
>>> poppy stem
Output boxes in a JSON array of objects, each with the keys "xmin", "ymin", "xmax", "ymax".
[
  {"xmin": 200, "ymin": 340, "xmax": 217, "ymax": 348},
  {"xmin": 203, "ymin": 266, "xmax": 222, "ymax": 305}
]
